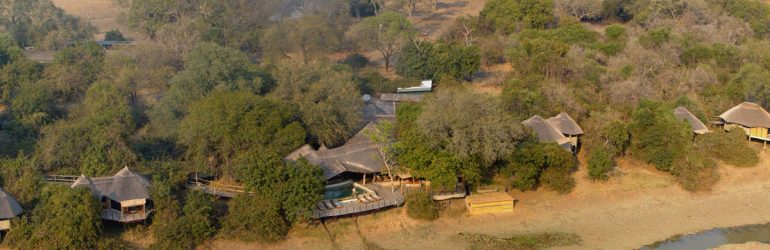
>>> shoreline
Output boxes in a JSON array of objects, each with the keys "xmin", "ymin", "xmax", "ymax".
[{"xmin": 211, "ymin": 151, "xmax": 770, "ymax": 250}]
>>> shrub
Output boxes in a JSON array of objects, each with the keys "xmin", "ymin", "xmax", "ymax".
[
  {"xmin": 397, "ymin": 42, "xmax": 481, "ymax": 81},
  {"xmin": 104, "ymin": 30, "xmax": 127, "ymax": 41},
  {"xmin": 480, "ymin": 0, "xmax": 555, "ymax": 33},
  {"xmin": 630, "ymin": 100, "xmax": 691, "ymax": 171},
  {"xmin": 604, "ymin": 24, "xmax": 626, "ymax": 40},
  {"xmin": 340, "ymin": 53, "xmax": 369, "ymax": 71},
  {"xmin": 505, "ymin": 143, "xmax": 576, "ymax": 193},
  {"xmin": 672, "ymin": 151, "xmax": 719, "ymax": 192},
  {"xmin": 587, "ymin": 146, "xmax": 614, "ymax": 181},
  {"xmin": 539, "ymin": 165, "xmax": 576, "ymax": 194},
  {"xmin": 680, "ymin": 44, "xmax": 714, "ymax": 66},
  {"xmin": 638, "ymin": 28, "xmax": 671, "ymax": 49},
  {"xmin": 405, "ymin": 190, "xmax": 439, "ymax": 221},
  {"xmin": 221, "ymin": 195, "xmax": 289, "ymax": 243},
  {"xmin": 696, "ymin": 130, "xmax": 760, "ymax": 167}
]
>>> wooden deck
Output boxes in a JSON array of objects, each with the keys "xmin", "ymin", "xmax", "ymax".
[
  {"xmin": 101, "ymin": 209, "xmax": 152, "ymax": 223},
  {"xmin": 312, "ymin": 184, "xmax": 404, "ymax": 219}
]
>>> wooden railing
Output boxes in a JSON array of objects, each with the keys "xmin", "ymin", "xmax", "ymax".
[
  {"xmin": 186, "ymin": 175, "xmax": 252, "ymax": 198},
  {"xmin": 44, "ymin": 175, "xmax": 80, "ymax": 183},
  {"xmin": 312, "ymin": 194, "xmax": 404, "ymax": 219}
]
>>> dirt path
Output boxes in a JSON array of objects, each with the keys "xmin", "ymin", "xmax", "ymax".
[{"xmin": 211, "ymin": 150, "xmax": 770, "ymax": 250}]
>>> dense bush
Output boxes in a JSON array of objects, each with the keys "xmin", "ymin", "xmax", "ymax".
[
  {"xmin": 638, "ymin": 28, "xmax": 671, "ymax": 49},
  {"xmin": 504, "ymin": 143, "xmax": 576, "ymax": 193},
  {"xmin": 587, "ymin": 146, "xmax": 614, "ymax": 181},
  {"xmin": 630, "ymin": 100, "xmax": 691, "ymax": 172},
  {"xmin": 5, "ymin": 186, "xmax": 102, "ymax": 249},
  {"xmin": 480, "ymin": 0, "xmax": 556, "ymax": 33},
  {"xmin": 405, "ymin": 190, "xmax": 439, "ymax": 221},
  {"xmin": 104, "ymin": 30, "xmax": 127, "ymax": 41},
  {"xmin": 696, "ymin": 130, "xmax": 760, "ymax": 167},
  {"xmin": 221, "ymin": 195, "xmax": 289, "ymax": 243},
  {"xmin": 680, "ymin": 44, "xmax": 714, "ymax": 66},
  {"xmin": 151, "ymin": 190, "xmax": 216, "ymax": 250},
  {"xmin": 671, "ymin": 151, "xmax": 719, "ymax": 192},
  {"xmin": 397, "ymin": 42, "xmax": 481, "ymax": 81}
]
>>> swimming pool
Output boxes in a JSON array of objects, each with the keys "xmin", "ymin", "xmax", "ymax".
[{"xmin": 323, "ymin": 180, "xmax": 367, "ymax": 200}]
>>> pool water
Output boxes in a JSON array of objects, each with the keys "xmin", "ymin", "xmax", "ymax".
[{"xmin": 323, "ymin": 181, "xmax": 367, "ymax": 200}]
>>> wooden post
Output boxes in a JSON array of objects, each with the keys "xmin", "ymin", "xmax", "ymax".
[{"xmin": 363, "ymin": 173, "xmax": 366, "ymax": 185}]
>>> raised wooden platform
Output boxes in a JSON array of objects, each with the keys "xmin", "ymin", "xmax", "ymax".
[{"xmin": 312, "ymin": 184, "xmax": 404, "ymax": 219}]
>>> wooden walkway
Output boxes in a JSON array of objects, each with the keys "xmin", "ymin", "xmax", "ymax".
[
  {"xmin": 44, "ymin": 175, "xmax": 79, "ymax": 184},
  {"xmin": 186, "ymin": 175, "xmax": 252, "ymax": 198}
]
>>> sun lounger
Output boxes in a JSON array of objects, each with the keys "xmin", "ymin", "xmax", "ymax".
[
  {"xmin": 333, "ymin": 200, "xmax": 344, "ymax": 208},
  {"xmin": 323, "ymin": 200, "xmax": 336, "ymax": 210},
  {"xmin": 371, "ymin": 193, "xmax": 382, "ymax": 200},
  {"xmin": 363, "ymin": 194, "xmax": 377, "ymax": 202},
  {"xmin": 357, "ymin": 194, "xmax": 369, "ymax": 203},
  {"xmin": 316, "ymin": 201, "xmax": 327, "ymax": 210}
]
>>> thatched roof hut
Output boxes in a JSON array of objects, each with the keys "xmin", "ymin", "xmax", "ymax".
[
  {"xmin": 0, "ymin": 188, "xmax": 23, "ymax": 220},
  {"xmin": 522, "ymin": 115, "xmax": 572, "ymax": 149},
  {"xmin": 546, "ymin": 112, "xmax": 584, "ymax": 136},
  {"xmin": 285, "ymin": 123, "xmax": 385, "ymax": 180},
  {"xmin": 674, "ymin": 107, "xmax": 710, "ymax": 134},
  {"xmin": 71, "ymin": 167, "xmax": 151, "ymax": 201},
  {"xmin": 719, "ymin": 102, "xmax": 770, "ymax": 128},
  {"xmin": 71, "ymin": 167, "xmax": 152, "ymax": 223}
]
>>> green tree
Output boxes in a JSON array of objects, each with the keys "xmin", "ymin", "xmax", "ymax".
[
  {"xmin": 261, "ymin": 15, "xmax": 341, "ymax": 64},
  {"xmin": 405, "ymin": 190, "xmax": 438, "ymax": 221},
  {"xmin": 281, "ymin": 159, "xmax": 325, "ymax": 223},
  {"xmin": 6, "ymin": 186, "xmax": 102, "ymax": 249},
  {"xmin": 348, "ymin": 11, "xmax": 415, "ymax": 71},
  {"xmin": 271, "ymin": 61, "xmax": 363, "ymax": 147},
  {"xmin": 480, "ymin": 0, "xmax": 555, "ymax": 33},
  {"xmin": 221, "ymin": 194, "xmax": 289, "ymax": 243},
  {"xmin": 629, "ymin": 100, "xmax": 691, "ymax": 171},
  {"xmin": 397, "ymin": 41, "xmax": 481, "ymax": 81},
  {"xmin": 503, "ymin": 143, "xmax": 576, "ymax": 193},
  {"xmin": 127, "ymin": 0, "xmax": 178, "ymax": 38},
  {"xmin": 149, "ymin": 42, "xmax": 269, "ymax": 138},
  {"xmin": 507, "ymin": 37, "xmax": 570, "ymax": 78},
  {"xmin": 36, "ymin": 81, "xmax": 136, "ymax": 175},
  {"xmin": 0, "ymin": 0, "xmax": 95, "ymax": 49},
  {"xmin": 178, "ymin": 91, "xmax": 306, "ymax": 176},
  {"xmin": 393, "ymin": 103, "xmax": 484, "ymax": 190},
  {"xmin": 587, "ymin": 146, "xmax": 614, "ymax": 181},
  {"xmin": 417, "ymin": 87, "xmax": 522, "ymax": 163},
  {"xmin": 104, "ymin": 30, "xmax": 127, "ymax": 41},
  {"xmin": 41, "ymin": 42, "xmax": 105, "ymax": 103}
]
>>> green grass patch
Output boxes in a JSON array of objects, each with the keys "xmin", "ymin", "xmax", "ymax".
[{"xmin": 459, "ymin": 232, "xmax": 581, "ymax": 250}]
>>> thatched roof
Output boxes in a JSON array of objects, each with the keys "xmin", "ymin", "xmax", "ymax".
[
  {"xmin": 546, "ymin": 113, "xmax": 584, "ymax": 135},
  {"xmin": 0, "ymin": 188, "xmax": 23, "ymax": 219},
  {"xmin": 522, "ymin": 115, "xmax": 572, "ymax": 146},
  {"xmin": 71, "ymin": 167, "xmax": 151, "ymax": 202},
  {"xmin": 719, "ymin": 102, "xmax": 770, "ymax": 128},
  {"xmin": 674, "ymin": 107, "xmax": 710, "ymax": 134},
  {"xmin": 285, "ymin": 123, "xmax": 385, "ymax": 180}
]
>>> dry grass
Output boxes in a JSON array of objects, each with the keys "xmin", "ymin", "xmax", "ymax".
[{"xmin": 51, "ymin": 0, "xmax": 144, "ymax": 41}]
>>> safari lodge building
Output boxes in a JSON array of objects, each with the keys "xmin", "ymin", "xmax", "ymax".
[
  {"xmin": 0, "ymin": 188, "xmax": 23, "ymax": 231},
  {"xmin": 715, "ymin": 102, "xmax": 770, "ymax": 145},
  {"xmin": 71, "ymin": 167, "xmax": 153, "ymax": 223}
]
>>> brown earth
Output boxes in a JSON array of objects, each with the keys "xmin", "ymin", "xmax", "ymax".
[{"xmin": 51, "ymin": 0, "xmax": 144, "ymax": 41}]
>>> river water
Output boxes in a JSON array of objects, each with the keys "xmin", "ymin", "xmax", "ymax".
[{"xmin": 640, "ymin": 222, "xmax": 770, "ymax": 249}]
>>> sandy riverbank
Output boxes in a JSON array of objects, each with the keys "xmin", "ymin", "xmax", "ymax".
[{"xmin": 209, "ymin": 150, "xmax": 770, "ymax": 250}]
